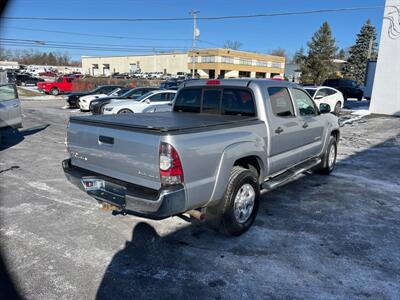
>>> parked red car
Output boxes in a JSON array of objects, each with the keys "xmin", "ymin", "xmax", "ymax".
[{"xmin": 37, "ymin": 76, "xmax": 74, "ymax": 95}]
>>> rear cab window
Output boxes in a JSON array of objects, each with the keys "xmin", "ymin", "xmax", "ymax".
[{"xmin": 173, "ymin": 87, "xmax": 256, "ymax": 117}]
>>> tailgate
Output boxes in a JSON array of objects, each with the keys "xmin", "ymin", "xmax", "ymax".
[{"xmin": 67, "ymin": 120, "xmax": 161, "ymax": 190}]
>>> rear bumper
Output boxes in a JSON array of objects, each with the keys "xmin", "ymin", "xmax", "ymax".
[{"xmin": 62, "ymin": 159, "xmax": 186, "ymax": 219}]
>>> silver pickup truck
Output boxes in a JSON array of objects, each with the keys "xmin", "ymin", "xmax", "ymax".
[{"xmin": 63, "ymin": 79, "xmax": 340, "ymax": 236}]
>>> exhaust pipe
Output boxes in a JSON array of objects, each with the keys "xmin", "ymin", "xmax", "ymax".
[{"xmin": 186, "ymin": 210, "xmax": 205, "ymax": 221}]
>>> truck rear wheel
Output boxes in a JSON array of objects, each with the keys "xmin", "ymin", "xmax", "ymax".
[{"xmin": 207, "ymin": 166, "xmax": 260, "ymax": 236}]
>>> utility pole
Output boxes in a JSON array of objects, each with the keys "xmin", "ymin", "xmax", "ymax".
[{"xmin": 190, "ymin": 10, "xmax": 199, "ymax": 78}]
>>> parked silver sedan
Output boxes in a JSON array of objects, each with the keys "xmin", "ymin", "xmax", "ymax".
[{"xmin": 0, "ymin": 83, "xmax": 22, "ymax": 132}]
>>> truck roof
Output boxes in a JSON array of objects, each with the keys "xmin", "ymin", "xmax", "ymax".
[{"xmin": 182, "ymin": 78, "xmax": 299, "ymax": 89}]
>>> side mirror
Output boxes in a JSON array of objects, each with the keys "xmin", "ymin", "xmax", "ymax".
[
  {"xmin": 145, "ymin": 99, "xmax": 151, "ymax": 104},
  {"xmin": 319, "ymin": 103, "xmax": 331, "ymax": 114},
  {"xmin": 315, "ymin": 95, "xmax": 324, "ymax": 100}
]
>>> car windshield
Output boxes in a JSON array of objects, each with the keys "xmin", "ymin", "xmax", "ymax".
[
  {"xmin": 115, "ymin": 88, "xmax": 130, "ymax": 96},
  {"xmin": 107, "ymin": 88, "xmax": 121, "ymax": 96},
  {"xmin": 136, "ymin": 91, "xmax": 155, "ymax": 101},
  {"xmin": 305, "ymin": 89, "xmax": 317, "ymax": 97},
  {"xmin": 90, "ymin": 87, "xmax": 103, "ymax": 93}
]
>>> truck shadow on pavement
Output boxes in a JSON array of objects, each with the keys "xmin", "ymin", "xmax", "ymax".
[
  {"xmin": 96, "ymin": 132, "xmax": 400, "ymax": 299},
  {"xmin": 0, "ymin": 124, "xmax": 49, "ymax": 151}
]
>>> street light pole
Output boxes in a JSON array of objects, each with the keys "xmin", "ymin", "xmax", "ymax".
[{"xmin": 190, "ymin": 10, "xmax": 199, "ymax": 78}]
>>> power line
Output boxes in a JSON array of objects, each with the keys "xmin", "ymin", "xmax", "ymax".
[
  {"xmin": 0, "ymin": 6, "xmax": 386, "ymax": 22},
  {"xmin": 0, "ymin": 38, "xmax": 192, "ymax": 49},
  {"xmin": 4, "ymin": 26, "xmax": 193, "ymax": 41},
  {"xmin": 3, "ymin": 26, "xmax": 221, "ymax": 47},
  {"xmin": 0, "ymin": 41, "xmax": 195, "ymax": 53}
]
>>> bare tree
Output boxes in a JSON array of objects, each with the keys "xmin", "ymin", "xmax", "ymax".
[
  {"xmin": 223, "ymin": 40, "xmax": 243, "ymax": 50},
  {"xmin": 269, "ymin": 48, "xmax": 287, "ymax": 58},
  {"xmin": 0, "ymin": 48, "xmax": 80, "ymax": 66}
]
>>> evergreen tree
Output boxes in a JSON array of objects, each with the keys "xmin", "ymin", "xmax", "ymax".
[
  {"xmin": 299, "ymin": 21, "xmax": 338, "ymax": 85},
  {"xmin": 343, "ymin": 19, "xmax": 378, "ymax": 85},
  {"xmin": 337, "ymin": 49, "xmax": 347, "ymax": 60}
]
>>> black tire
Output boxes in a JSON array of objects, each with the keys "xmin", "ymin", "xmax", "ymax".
[
  {"xmin": 316, "ymin": 136, "xmax": 337, "ymax": 175},
  {"xmin": 334, "ymin": 102, "xmax": 341, "ymax": 115},
  {"xmin": 118, "ymin": 109, "xmax": 133, "ymax": 114},
  {"xmin": 207, "ymin": 166, "xmax": 260, "ymax": 236},
  {"xmin": 50, "ymin": 88, "xmax": 59, "ymax": 96}
]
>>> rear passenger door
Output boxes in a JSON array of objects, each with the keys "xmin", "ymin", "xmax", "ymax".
[
  {"xmin": 265, "ymin": 87, "xmax": 304, "ymax": 174},
  {"xmin": 290, "ymin": 88, "xmax": 325, "ymax": 160}
]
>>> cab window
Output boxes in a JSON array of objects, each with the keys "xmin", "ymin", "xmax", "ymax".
[
  {"xmin": 292, "ymin": 88, "xmax": 317, "ymax": 116},
  {"xmin": 203, "ymin": 89, "xmax": 221, "ymax": 114},
  {"xmin": 268, "ymin": 87, "xmax": 295, "ymax": 117},
  {"xmin": 221, "ymin": 89, "xmax": 255, "ymax": 117},
  {"xmin": 173, "ymin": 88, "xmax": 201, "ymax": 112}
]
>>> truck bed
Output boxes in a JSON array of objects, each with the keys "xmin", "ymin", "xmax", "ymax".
[{"xmin": 69, "ymin": 112, "xmax": 261, "ymax": 134}]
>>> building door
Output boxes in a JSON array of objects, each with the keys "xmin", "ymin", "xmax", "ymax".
[
  {"xmin": 91, "ymin": 64, "xmax": 99, "ymax": 76},
  {"xmin": 239, "ymin": 71, "xmax": 251, "ymax": 78},
  {"xmin": 256, "ymin": 72, "xmax": 266, "ymax": 78},
  {"xmin": 208, "ymin": 69, "xmax": 215, "ymax": 79},
  {"xmin": 219, "ymin": 70, "xmax": 226, "ymax": 79}
]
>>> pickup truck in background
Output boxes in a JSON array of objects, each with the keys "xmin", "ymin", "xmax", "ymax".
[
  {"xmin": 63, "ymin": 79, "xmax": 340, "ymax": 236},
  {"xmin": 37, "ymin": 76, "xmax": 74, "ymax": 95}
]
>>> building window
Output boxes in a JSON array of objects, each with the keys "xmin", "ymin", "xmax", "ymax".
[
  {"xmin": 201, "ymin": 56, "xmax": 215, "ymax": 63},
  {"xmin": 255, "ymin": 60, "xmax": 268, "ymax": 67},
  {"xmin": 239, "ymin": 58, "xmax": 252, "ymax": 66},
  {"xmin": 221, "ymin": 56, "xmax": 234, "ymax": 64},
  {"xmin": 271, "ymin": 62, "xmax": 282, "ymax": 68}
]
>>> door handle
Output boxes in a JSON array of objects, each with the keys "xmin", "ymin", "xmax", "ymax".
[
  {"xmin": 275, "ymin": 127, "xmax": 284, "ymax": 134},
  {"xmin": 98, "ymin": 135, "xmax": 114, "ymax": 145},
  {"xmin": 302, "ymin": 123, "xmax": 309, "ymax": 129}
]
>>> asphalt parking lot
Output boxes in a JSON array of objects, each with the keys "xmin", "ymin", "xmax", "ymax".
[{"xmin": 1, "ymin": 99, "xmax": 400, "ymax": 299}]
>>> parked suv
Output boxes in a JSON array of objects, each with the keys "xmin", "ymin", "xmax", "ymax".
[{"xmin": 323, "ymin": 78, "xmax": 364, "ymax": 101}]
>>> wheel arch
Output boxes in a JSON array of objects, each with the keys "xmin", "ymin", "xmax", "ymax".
[{"xmin": 207, "ymin": 141, "xmax": 266, "ymax": 207}]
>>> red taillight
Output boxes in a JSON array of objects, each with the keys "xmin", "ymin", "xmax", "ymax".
[
  {"xmin": 159, "ymin": 142, "xmax": 184, "ymax": 185},
  {"xmin": 206, "ymin": 80, "xmax": 220, "ymax": 85}
]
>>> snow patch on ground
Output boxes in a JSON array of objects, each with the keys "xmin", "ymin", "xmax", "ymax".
[
  {"xmin": 20, "ymin": 95, "xmax": 67, "ymax": 100},
  {"xmin": 332, "ymin": 172, "xmax": 400, "ymax": 194},
  {"xmin": 351, "ymin": 109, "xmax": 371, "ymax": 116}
]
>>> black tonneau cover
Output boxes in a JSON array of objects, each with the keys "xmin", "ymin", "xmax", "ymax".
[{"xmin": 69, "ymin": 112, "xmax": 261, "ymax": 134}]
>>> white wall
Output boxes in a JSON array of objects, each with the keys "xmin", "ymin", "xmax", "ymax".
[
  {"xmin": 82, "ymin": 53, "xmax": 188, "ymax": 75},
  {"xmin": 370, "ymin": 0, "xmax": 400, "ymax": 116}
]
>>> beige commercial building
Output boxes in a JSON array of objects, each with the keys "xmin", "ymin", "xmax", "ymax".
[
  {"xmin": 81, "ymin": 48, "xmax": 285, "ymax": 79},
  {"xmin": 82, "ymin": 52, "xmax": 188, "ymax": 76}
]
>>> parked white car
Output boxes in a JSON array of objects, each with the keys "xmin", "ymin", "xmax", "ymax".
[
  {"xmin": 78, "ymin": 87, "xmax": 126, "ymax": 111},
  {"xmin": 103, "ymin": 90, "xmax": 176, "ymax": 114},
  {"xmin": 304, "ymin": 86, "xmax": 344, "ymax": 115}
]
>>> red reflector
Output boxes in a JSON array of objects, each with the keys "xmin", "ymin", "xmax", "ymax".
[{"xmin": 206, "ymin": 80, "xmax": 220, "ymax": 85}]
